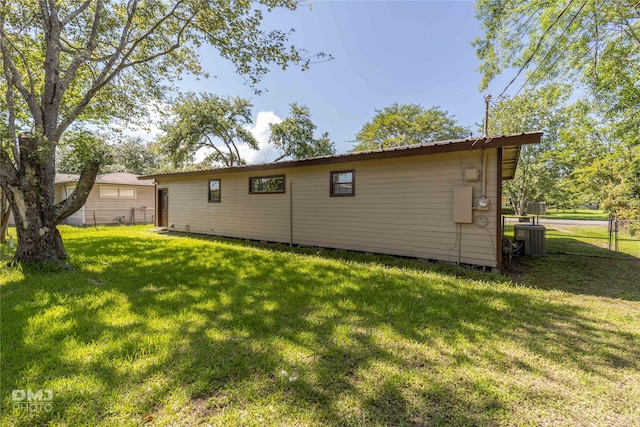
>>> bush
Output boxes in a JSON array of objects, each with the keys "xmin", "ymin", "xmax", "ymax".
[{"xmin": 501, "ymin": 206, "xmax": 515, "ymax": 215}]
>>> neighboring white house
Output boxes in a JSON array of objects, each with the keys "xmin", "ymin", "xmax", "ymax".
[
  {"xmin": 140, "ymin": 132, "xmax": 542, "ymax": 270},
  {"xmin": 55, "ymin": 172, "xmax": 155, "ymax": 225}
]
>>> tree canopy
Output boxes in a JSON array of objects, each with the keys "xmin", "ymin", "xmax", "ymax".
[
  {"xmin": 476, "ymin": 0, "xmax": 640, "ymax": 218},
  {"xmin": 0, "ymin": 0, "xmax": 328, "ymax": 264},
  {"xmin": 269, "ymin": 103, "xmax": 335, "ymax": 162},
  {"xmin": 57, "ymin": 136, "xmax": 159, "ymax": 175},
  {"xmin": 488, "ymin": 85, "xmax": 577, "ymax": 215},
  {"xmin": 352, "ymin": 103, "xmax": 469, "ymax": 151},
  {"xmin": 156, "ymin": 93, "xmax": 259, "ymax": 168},
  {"xmin": 474, "ymin": 0, "xmax": 639, "ymax": 106}
]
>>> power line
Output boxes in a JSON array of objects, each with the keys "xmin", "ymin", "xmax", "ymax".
[
  {"xmin": 484, "ymin": 0, "xmax": 599, "ymax": 138},
  {"xmin": 507, "ymin": 0, "xmax": 591, "ymax": 101},
  {"xmin": 495, "ymin": 0, "xmax": 578, "ymax": 102}
]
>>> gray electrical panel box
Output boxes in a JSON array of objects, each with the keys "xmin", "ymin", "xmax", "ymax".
[
  {"xmin": 527, "ymin": 201, "xmax": 547, "ymax": 215},
  {"xmin": 453, "ymin": 186, "xmax": 473, "ymax": 223}
]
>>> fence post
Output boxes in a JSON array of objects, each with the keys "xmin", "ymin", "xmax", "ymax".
[
  {"xmin": 615, "ymin": 218, "xmax": 619, "ymax": 253},
  {"xmin": 608, "ymin": 218, "xmax": 613, "ymax": 252}
]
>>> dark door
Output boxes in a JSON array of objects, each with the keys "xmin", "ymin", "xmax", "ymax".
[{"xmin": 157, "ymin": 189, "xmax": 168, "ymax": 227}]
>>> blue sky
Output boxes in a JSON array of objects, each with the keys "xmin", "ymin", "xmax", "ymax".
[{"xmin": 169, "ymin": 0, "xmax": 516, "ymax": 162}]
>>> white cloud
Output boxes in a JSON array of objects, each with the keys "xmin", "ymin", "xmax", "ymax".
[
  {"xmin": 238, "ymin": 111, "xmax": 282, "ymax": 164},
  {"xmin": 122, "ymin": 105, "xmax": 282, "ymax": 166}
]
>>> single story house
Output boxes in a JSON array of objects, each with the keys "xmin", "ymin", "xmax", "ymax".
[
  {"xmin": 56, "ymin": 172, "xmax": 155, "ymax": 225},
  {"xmin": 140, "ymin": 132, "xmax": 542, "ymax": 270}
]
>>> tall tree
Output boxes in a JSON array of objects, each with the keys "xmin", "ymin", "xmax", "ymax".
[
  {"xmin": 0, "ymin": 0, "xmax": 327, "ymax": 265},
  {"xmin": 475, "ymin": 0, "xmax": 640, "ymax": 218},
  {"xmin": 269, "ymin": 103, "xmax": 335, "ymax": 162},
  {"xmin": 102, "ymin": 138, "xmax": 160, "ymax": 175},
  {"xmin": 488, "ymin": 85, "xmax": 577, "ymax": 215},
  {"xmin": 474, "ymin": 0, "xmax": 639, "ymax": 106},
  {"xmin": 352, "ymin": 103, "xmax": 469, "ymax": 151},
  {"xmin": 57, "ymin": 136, "xmax": 159, "ymax": 175},
  {"xmin": 563, "ymin": 119, "xmax": 640, "ymax": 218},
  {"xmin": 156, "ymin": 93, "xmax": 258, "ymax": 168}
]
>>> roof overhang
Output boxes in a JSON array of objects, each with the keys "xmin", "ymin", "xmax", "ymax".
[
  {"xmin": 502, "ymin": 145, "xmax": 522, "ymax": 180},
  {"xmin": 56, "ymin": 172, "xmax": 154, "ymax": 186},
  {"xmin": 140, "ymin": 131, "xmax": 543, "ymax": 181}
]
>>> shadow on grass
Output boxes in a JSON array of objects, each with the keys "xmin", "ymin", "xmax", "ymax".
[
  {"xmin": 546, "ymin": 234, "xmax": 613, "ymax": 257},
  {"xmin": 508, "ymin": 253, "xmax": 640, "ymax": 302},
  {"xmin": 2, "ymin": 228, "xmax": 639, "ymax": 425},
  {"xmin": 169, "ymin": 231, "xmax": 508, "ymax": 282}
]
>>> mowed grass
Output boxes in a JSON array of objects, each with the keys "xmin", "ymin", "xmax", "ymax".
[
  {"xmin": 504, "ymin": 221, "xmax": 640, "ymax": 258},
  {"xmin": 542, "ymin": 208, "xmax": 609, "ymax": 221},
  {"xmin": 1, "ymin": 225, "xmax": 639, "ymax": 426}
]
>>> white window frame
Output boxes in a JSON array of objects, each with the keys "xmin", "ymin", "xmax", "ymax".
[{"xmin": 100, "ymin": 186, "xmax": 137, "ymax": 199}]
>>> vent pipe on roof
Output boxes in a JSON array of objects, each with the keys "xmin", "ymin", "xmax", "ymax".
[
  {"xmin": 484, "ymin": 94, "xmax": 492, "ymax": 137},
  {"xmin": 481, "ymin": 94, "xmax": 492, "ymax": 200}
]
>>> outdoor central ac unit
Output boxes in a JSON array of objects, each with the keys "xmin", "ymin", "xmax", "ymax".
[
  {"xmin": 514, "ymin": 224, "xmax": 547, "ymax": 256},
  {"xmin": 526, "ymin": 201, "xmax": 547, "ymax": 216}
]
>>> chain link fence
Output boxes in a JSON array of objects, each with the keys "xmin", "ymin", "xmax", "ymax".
[
  {"xmin": 613, "ymin": 220, "xmax": 640, "ymax": 258},
  {"xmin": 503, "ymin": 216, "xmax": 640, "ymax": 258},
  {"xmin": 61, "ymin": 207, "xmax": 155, "ymax": 226}
]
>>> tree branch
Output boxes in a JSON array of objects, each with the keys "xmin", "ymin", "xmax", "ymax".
[
  {"xmin": 0, "ymin": 24, "xmax": 38, "ymax": 95},
  {"xmin": 0, "ymin": 31, "xmax": 43, "ymax": 125},
  {"xmin": 55, "ymin": 1, "xmax": 194, "ymax": 139},
  {"xmin": 204, "ymin": 134, "xmax": 231, "ymax": 167},
  {"xmin": 0, "ymin": 147, "xmax": 19, "ymax": 185},
  {"xmin": 273, "ymin": 153, "xmax": 287, "ymax": 163},
  {"xmin": 61, "ymin": 0, "xmax": 92, "ymax": 25},
  {"xmin": 59, "ymin": 0, "xmax": 104, "ymax": 93},
  {"xmin": 53, "ymin": 160, "xmax": 100, "ymax": 223},
  {"xmin": 1, "ymin": 39, "xmax": 21, "ymax": 166},
  {"xmin": 40, "ymin": 0, "xmax": 65, "ymax": 136},
  {"xmin": 623, "ymin": 19, "xmax": 640, "ymax": 48}
]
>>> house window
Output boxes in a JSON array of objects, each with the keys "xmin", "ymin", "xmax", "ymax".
[
  {"xmin": 100, "ymin": 186, "xmax": 137, "ymax": 198},
  {"xmin": 249, "ymin": 175, "xmax": 285, "ymax": 194},
  {"xmin": 64, "ymin": 186, "xmax": 76, "ymax": 198},
  {"xmin": 119, "ymin": 188, "xmax": 136, "ymax": 198},
  {"xmin": 330, "ymin": 170, "xmax": 355, "ymax": 196},
  {"xmin": 208, "ymin": 179, "xmax": 221, "ymax": 202}
]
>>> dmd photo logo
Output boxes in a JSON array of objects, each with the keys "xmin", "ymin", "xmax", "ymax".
[{"xmin": 12, "ymin": 389, "xmax": 54, "ymax": 413}]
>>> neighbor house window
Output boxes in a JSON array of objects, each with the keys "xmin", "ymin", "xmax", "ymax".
[
  {"xmin": 100, "ymin": 186, "xmax": 137, "ymax": 198},
  {"xmin": 64, "ymin": 186, "xmax": 76, "ymax": 198},
  {"xmin": 249, "ymin": 175, "xmax": 285, "ymax": 194},
  {"xmin": 208, "ymin": 179, "xmax": 221, "ymax": 202},
  {"xmin": 330, "ymin": 170, "xmax": 355, "ymax": 196}
]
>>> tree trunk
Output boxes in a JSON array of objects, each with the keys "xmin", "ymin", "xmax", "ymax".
[
  {"xmin": 3, "ymin": 171, "xmax": 67, "ymax": 264},
  {"xmin": 0, "ymin": 191, "xmax": 9, "ymax": 243},
  {"xmin": 1, "ymin": 135, "xmax": 99, "ymax": 265}
]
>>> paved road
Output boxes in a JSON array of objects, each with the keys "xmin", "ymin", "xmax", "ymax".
[{"xmin": 504, "ymin": 217, "xmax": 609, "ymax": 227}]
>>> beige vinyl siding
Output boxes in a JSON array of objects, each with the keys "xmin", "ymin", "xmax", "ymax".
[
  {"xmin": 163, "ymin": 177, "xmax": 290, "ymax": 241},
  {"xmin": 290, "ymin": 152, "xmax": 498, "ymax": 266},
  {"xmin": 54, "ymin": 183, "xmax": 84, "ymax": 225},
  {"xmin": 156, "ymin": 149, "xmax": 500, "ymax": 267},
  {"xmin": 11, "ymin": 182, "xmax": 155, "ymax": 226},
  {"xmin": 83, "ymin": 185, "xmax": 155, "ymax": 225}
]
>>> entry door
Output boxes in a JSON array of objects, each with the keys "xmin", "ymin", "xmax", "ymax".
[{"xmin": 157, "ymin": 189, "xmax": 168, "ymax": 227}]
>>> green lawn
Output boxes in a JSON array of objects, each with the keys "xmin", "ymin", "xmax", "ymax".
[
  {"xmin": 1, "ymin": 225, "xmax": 639, "ymax": 426},
  {"xmin": 542, "ymin": 208, "xmax": 609, "ymax": 221},
  {"xmin": 504, "ymin": 221, "xmax": 640, "ymax": 258}
]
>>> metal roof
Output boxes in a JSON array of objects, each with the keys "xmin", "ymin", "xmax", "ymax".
[
  {"xmin": 56, "ymin": 172, "xmax": 154, "ymax": 186},
  {"xmin": 140, "ymin": 131, "xmax": 543, "ymax": 181}
]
